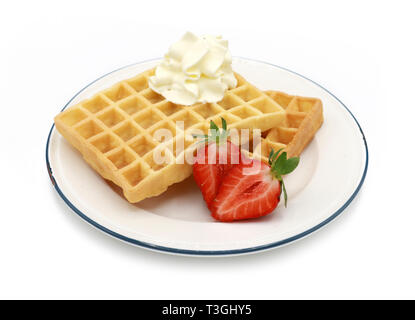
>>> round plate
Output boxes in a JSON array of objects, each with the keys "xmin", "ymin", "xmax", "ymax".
[{"xmin": 46, "ymin": 57, "xmax": 368, "ymax": 256}]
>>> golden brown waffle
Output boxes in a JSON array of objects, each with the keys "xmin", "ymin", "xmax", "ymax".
[
  {"xmin": 249, "ymin": 91, "xmax": 323, "ymax": 162},
  {"xmin": 54, "ymin": 69, "xmax": 287, "ymax": 203}
]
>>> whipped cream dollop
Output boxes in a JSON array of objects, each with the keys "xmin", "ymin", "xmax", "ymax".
[{"xmin": 148, "ymin": 32, "xmax": 237, "ymax": 105}]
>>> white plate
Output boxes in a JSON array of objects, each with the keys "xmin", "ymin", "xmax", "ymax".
[{"xmin": 46, "ymin": 58, "xmax": 368, "ymax": 256}]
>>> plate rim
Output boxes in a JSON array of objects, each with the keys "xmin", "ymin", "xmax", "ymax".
[{"xmin": 45, "ymin": 57, "xmax": 369, "ymax": 256}]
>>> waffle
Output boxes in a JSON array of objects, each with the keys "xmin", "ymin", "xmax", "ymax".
[
  {"xmin": 54, "ymin": 69, "xmax": 287, "ymax": 203},
  {"xmin": 248, "ymin": 91, "xmax": 323, "ymax": 162}
]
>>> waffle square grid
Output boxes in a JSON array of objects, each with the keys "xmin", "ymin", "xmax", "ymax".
[{"xmin": 55, "ymin": 69, "xmax": 288, "ymax": 202}]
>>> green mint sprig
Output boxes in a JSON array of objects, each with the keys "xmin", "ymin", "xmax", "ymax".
[
  {"xmin": 268, "ymin": 148, "xmax": 300, "ymax": 207},
  {"xmin": 192, "ymin": 117, "xmax": 229, "ymax": 145}
]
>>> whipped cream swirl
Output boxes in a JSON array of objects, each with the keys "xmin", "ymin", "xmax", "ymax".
[{"xmin": 149, "ymin": 32, "xmax": 237, "ymax": 105}]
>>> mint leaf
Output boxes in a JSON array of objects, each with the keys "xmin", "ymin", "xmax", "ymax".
[
  {"xmin": 221, "ymin": 117, "xmax": 227, "ymax": 131},
  {"xmin": 193, "ymin": 118, "xmax": 230, "ymax": 146},
  {"xmin": 272, "ymin": 148, "xmax": 283, "ymax": 163},
  {"xmin": 274, "ymin": 151, "xmax": 287, "ymax": 173},
  {"xmin": 279, "ymin": 157, "xmax": 300, "ymax": 175},
  {"xmin": 267, "ymin": 149, "xmax": 300, "ymax": 207},
  {"xmin": 210, "ymin": 120, "xmax": 219, "ymax": 131}
]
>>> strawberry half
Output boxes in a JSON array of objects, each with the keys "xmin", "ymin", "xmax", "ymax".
[
  {"xmin": 192, "ymin": 118, "xmax": 241, "ymax": 208},
  {"xmin": 211, "ymin": 149, "xmax": 300, "ymax": 222},
  {"xmin": 193, "ymin": 141, "xmax": 241, "ymax": 208}
]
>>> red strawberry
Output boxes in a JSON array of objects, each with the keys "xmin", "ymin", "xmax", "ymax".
[
  {"xmin": 193, "ymin": 118, "xmax": 241, "ymax": 208},
  {"xmin": 193, "ymin": 140, "xmax": 241, "ymax": 208},
  {"xmin": 211, "ymin": 149, "xmax": 299, "ymax": 222}
]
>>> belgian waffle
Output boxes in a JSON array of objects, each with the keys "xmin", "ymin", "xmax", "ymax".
[
  {"xmin": 250, "ymin": 91, "xmax": 323, "ymax": 162},
  {"xmin": 54, "ymin": 69, "xmax": 287, "ymax": 203}
]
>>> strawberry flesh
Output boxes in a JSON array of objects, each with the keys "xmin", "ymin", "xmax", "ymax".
[
  {"xmin": 193, "ymin": 141, "xmax": 241, "ymax": 209},
  {"xmin": 211, "ymin": 159, "xmax": 281, "ymax": 222}
]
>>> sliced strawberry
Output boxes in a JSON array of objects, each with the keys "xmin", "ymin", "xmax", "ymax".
[
  {"xmin": 211, "ymin": 160, "xmax": 281, "ymax": 221},
  {"xmin": 211, "ymin": 149, "xmax": 300, "ymax": 222},
  {"xmin": 193, "ymin": 140, "xmax": 241, "ymax": 208},
  {"xmin": 192, "ymin": 118, "xmax": 241, "ymax": 208}
]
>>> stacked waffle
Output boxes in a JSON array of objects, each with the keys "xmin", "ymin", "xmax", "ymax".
[
  {"xmin": 55, "ymin": 69, "xmax": 300, "ymax": 202},
  {"xmin": 250, "ymin": 90, "xmax": 323, "ymax": 161},
  {"xmin": 55, "ymin": 69, "xmax": 323, "ymax": 203}
]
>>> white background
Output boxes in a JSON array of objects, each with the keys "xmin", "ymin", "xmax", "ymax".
[{"xmin": 1, "ymin": 0, "xmax": 414, "ymax": 299}]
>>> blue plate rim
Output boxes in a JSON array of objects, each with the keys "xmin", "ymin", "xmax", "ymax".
[{"xmin": 45, "ymin": 57, "xmax": 369, "ymax": 256}]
